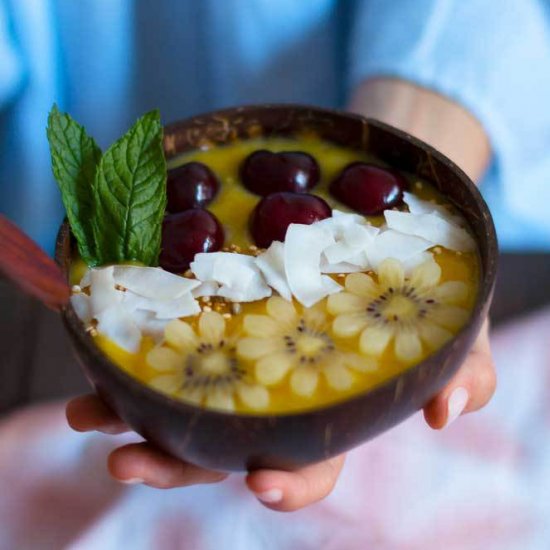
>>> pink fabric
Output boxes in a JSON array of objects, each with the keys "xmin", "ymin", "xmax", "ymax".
[{"xmin": 1, "ymin": 308, "xmax": 549, "ymax": 550}]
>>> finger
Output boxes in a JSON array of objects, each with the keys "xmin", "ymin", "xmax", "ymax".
[
  {"xmin": 108, "ymin": 442, "xmax": 227, "ymax": 488},
  {"xmin": 66, "ymin": 394, "xmax": 129, "ymax": 434},
  {"xmin": 246, "ymin": 454, "xmax": 345, "ymax": 512},
  {"xmin": 423, "ymin": 318, "xmax": 496, "ymax": 429}
]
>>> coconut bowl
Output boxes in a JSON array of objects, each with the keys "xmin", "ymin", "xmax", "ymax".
[{"xmin": 56, "ymin": 104, "xmax": 498, "ymax": 472}]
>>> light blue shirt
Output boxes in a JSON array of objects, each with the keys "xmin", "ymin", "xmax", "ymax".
[{"xmin": 1, "ymin": 0, "xmax": 549, "ymax": 252}]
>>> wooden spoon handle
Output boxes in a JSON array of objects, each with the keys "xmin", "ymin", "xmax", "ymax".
[{"xmin": 0, "ymin": 215, "xmax": 70, "ymax": 311}]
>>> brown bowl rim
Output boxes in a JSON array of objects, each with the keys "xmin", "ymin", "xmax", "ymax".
[{"xmin": 56, "ymin": 103, "xmax": 498, "ymax": 423}]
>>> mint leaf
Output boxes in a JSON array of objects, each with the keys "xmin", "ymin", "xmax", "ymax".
[
  {"xmin": 92, "ymin": 110, "xmax": 166, "ymax": 266},
  {"xmin": 47, "ymin": 104, "xmax": 102, "ymax": 265}
]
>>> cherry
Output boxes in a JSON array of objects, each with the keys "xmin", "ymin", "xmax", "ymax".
[
  {"xmin": 329, "ymin": 163, "xmax": 407, "ymax": 215},
  {"xmin": 160, "ymin": 209, "xmax": 224, "ymax": 273},
  {"xmin": 240, "ymin": 150, "xmax": 320, "ymax": 196},
  {"xmin": 167, "ymin": 162, "xmax": 220, "ymax": 212},
  {"xmin": 250, "ymin": 192, "xmax": 331, "ymax": 248}
]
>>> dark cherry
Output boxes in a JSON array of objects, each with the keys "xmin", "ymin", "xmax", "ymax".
[
  {"xmin": 167, "ymin": 162, "xmax": 220, "ymax": 212},
  {"xmin": 329, "ymin": 163, "xmax": 407, "ymax": 215},
  {"xmin": 240, "ymin": 150, "xmax": 320, "ymax": 196},
  {"xmin": 250, "ymin": 192, "xmax": 331, "ymax": 248},
  {"xmin": 159, "ymin": 209, "xmax": 224, "ymax": 273}
]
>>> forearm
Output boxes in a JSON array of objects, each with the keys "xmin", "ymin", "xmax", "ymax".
[{"xmin": 348, "ymin": 78, "xmax": 491, "ymax": 185}]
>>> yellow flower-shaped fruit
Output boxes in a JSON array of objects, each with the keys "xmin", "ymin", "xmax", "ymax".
[
  {"xmin": 237, "ymin": 296, "xmax": 377, "ymax": 397},
  {"xmin": 146, "ymin": 311, "xmax": 269, "ymax": 412},
  {"xmin": 327, "ymin": 258, "xmax": 470, "ymax": 363}
]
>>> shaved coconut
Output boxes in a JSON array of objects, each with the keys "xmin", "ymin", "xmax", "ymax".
[
  {"xmin": 191, "ymin": 252, "xmax": 257, "ymax": 281},
  {"xmin": 318, "ymin": 209, "xmax": 376, "ymax": 268},
  {"xmin": 218, "ymin": 278, "xmax": 272, "ymax": 302},
  {"xmin": 113, "ymin": 266, "xmax": 200, "ymax": 300},
  {"xmin": 191, "ymin": 252, "xmax": 271, "ymax": 302},
  {"xmin": 320, "ymin": 260, "xmax": 365, "ymax": 274},
  {"xmin": 216, "ymin": 261, "xmax": 271, "ymax": 302},
  {"xmin": 192, "ymin": 281, "xmax": 220, "ymax": 298},
  {"xmin": 385, "ymin": 210, "xmax": 475, "ymax": 252},
  {"xmin": 95, "ymin": 305, "xmax": 142, "ymax": 353},
  {"xmin": 318, "ymin": 209, "xmax": 379, "ymax": 244},
  {"xmin": 79, "ymin": 270, "xmax": 91, "ymax": 289},
  {"xmin": 322, "ymin": 275, "xmax": 343, "ymax": 294},
  {"xmin": 132, "ymin": 310, "xmax": 170, "ymax": 343},
  {"xmin": 89, "ymin": 267, "xmax": 122, "ymax": 316},
  {"xmin": 401, "ymin": 251, "xmax": 437, "ymax": 273},
  {"xmin": 70, "ymin": 293, "xmax": 92, "ymax": 324},
  {"xmin": 255, "ymin": 241, "xmax": 292, "ymax": 301},
  {"xmin": 212, "ymin": 254, "xmax": 256, "ymax": 286},
  {"xmin": 284, "ymin": 223, "xmax": 340, "ymax": 307},
  {"xmin": 212, "ymin": 254, "xmax": 271, "ymax": 301},
  {"xmin": 323, "ymin": 243, "xmax": 369, "ymax": 266},
  {"xmin": 122, "ymin": 290, "xmax": 200, "ymax": 319},
  {"xmin": 403, "ymin": 192, "xmax": 463, "ymax": 225},
  {"xmin": 317, "ymin": 210, "xmax": 362, "ymax": 230},
  {"xmin": 365, "ymin": 229, "xmax": 432, "ymax": 270}
]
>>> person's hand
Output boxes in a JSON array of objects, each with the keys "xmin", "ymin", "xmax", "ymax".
[
  {"xmin": 65, "ymin": 394, "xmax": 345, "ymax": 512},
  {"xmin": 423, "ymin": 317, "xmax": 495, "ymax": 428},
  {"xmin": 66, "ymin": 319, "xmax": 494, "ymax": 512}
]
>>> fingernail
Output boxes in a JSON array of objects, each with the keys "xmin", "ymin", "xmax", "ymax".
[
  {"xmin": 98, "ymin": 424, "xmax": 126, "ymax": 435},
  {"xmin": 446, "ymin": 387, "xmax": 469, "ymax": 427},
  {"xmin": 120, "ymin": 477, "xmax": 144, "ymax": 485},
  {"xmin": 255, "ymin": 488, "xmax": 283, "ymax": 503}
]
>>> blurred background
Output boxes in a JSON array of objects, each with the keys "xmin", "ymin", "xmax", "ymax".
[{"xmin": 1, "ymin": 1, "xmax": 550, "ymax": 548}]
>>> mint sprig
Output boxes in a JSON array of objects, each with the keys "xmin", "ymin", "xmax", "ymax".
[
  {"xmin": 47, "ymin": 105, "xmax": 102, "ymax": 265},
  {"xmin": 92, "ymin": 111, "xmax": 166, "ymax": 266},
  {"xmin": 47, "ymin": 106, "xmax": 167, "ymax": 267}
]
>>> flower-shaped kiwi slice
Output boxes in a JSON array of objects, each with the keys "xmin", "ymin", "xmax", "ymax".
[
  {"xmin": 237, "ymin": 297, "xmax": 377, "ymax": 397},
  {"xmin": 327, "ymin": 258, "xmax": 470, "ymax": 363},
  {"xmin": 146, "ymin": 311, "xmax": 268, "ymax": 412}
]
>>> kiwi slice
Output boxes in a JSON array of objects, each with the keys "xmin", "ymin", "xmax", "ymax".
[
  {"xmin": 328, "ymin": 258, "xmax": 470, "ymax": 362},
  {"xmin": 147, "ymin": 312, "xmax": 269, "ymax": 411}
]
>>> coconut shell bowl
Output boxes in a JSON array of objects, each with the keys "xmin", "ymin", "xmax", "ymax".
[{"xmin": 55, "ymin": 105, "xmax": 498, "ymax": 472}]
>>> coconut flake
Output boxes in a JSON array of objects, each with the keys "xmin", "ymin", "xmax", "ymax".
[
  {"xmin": 214, "ymin": 256, "xmax": 271, "ymax": 302},
  {"xmin": 95, "ymin": 304, "xmax": 142, "ymax": 353},
  {"xmin": 323, "ymin": 244, "xmax": 369, "ymax": 267},
  {"xmin": 70, "ymin": 293, "xmax": 92, "ymax": 324},
  {"xmin": 284, "ymin": 223, "xmax": 341, "ymax": 307},
  {"xmin": 318, "ymin": 209, "xmax": 376, "ymax": 269},
  {"xmin": 385, "ymin": 210, "xmax": 475, "ymax": 252},
  {"xmin": 132, "ymin": 310, "xmax": 170, "ymax": 343},
  {"xmin": 191, "ymin": 252, "xmax": 271, "ymax": 302},
  {"xmin": 403, "ymin": 192, "xmax": 464, "ymax": 225},
  {"xmin": 113, "ymin": 266, "xmax": 200, "ymax": 300},
  {"xmin": 365, "ymin": 229, "xmax": 433, "ymax": 270},
  {"xmin": 401, "ymin": 251, "xmax": 437, "ymax": 272},
  {"xmin": 320, "ymin": 260, "xmax": 365, "ymax": 274},
  {"xmin": 89, "ymin": 267, "xmax": 122, "ymax": 316},
  {"xmin": 122, "ymin": 290, "xmax": 200, "ymax": 319},
  {"xmin": 79, "ymin": 270, "xmax": 91, "ymax": 289},
  {"xmin": 255, "ymin": 241, "xmax": 292, "ymax": 301},
  {"xmin": 190, "ymin": 252, "xmax": 218, "ymax": 281},
  {"xmin": 322, "ymin": 275, "xmax": 343, "ymax": 294},
  {"xmin": 192, "ymin": 281, "xmax": 220, "ymax": 298}
]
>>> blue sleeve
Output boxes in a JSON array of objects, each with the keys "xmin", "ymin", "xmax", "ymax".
[
  {"xmin": 0, "ymin": 1, "xmax": 23, "ymax": 108},
  {"xmin": 349, "ymin": 0, "xmax": 550, "ymax": 249}
]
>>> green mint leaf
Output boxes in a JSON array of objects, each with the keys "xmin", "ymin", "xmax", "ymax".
[
  {"xmin": 47, "ymin": 104, "xmax": 102, "ymax": 265},
  {"xmin": 92, "ymin": 110, "xmax": 166, "ymax": 266}
]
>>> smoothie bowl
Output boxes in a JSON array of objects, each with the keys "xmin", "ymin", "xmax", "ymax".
[{"xmin": 55, "ymin": 104, "xmax": 497, "ymax": 471}]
